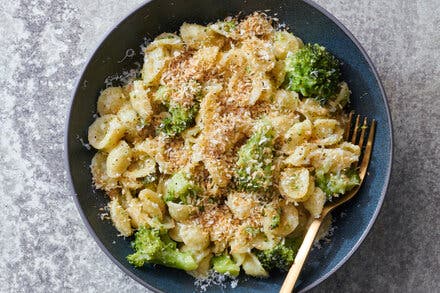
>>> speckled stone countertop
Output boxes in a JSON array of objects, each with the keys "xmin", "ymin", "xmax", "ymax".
[{"xmin": 0, "ymin": 0, "xmax": 439, "ymax": 292}]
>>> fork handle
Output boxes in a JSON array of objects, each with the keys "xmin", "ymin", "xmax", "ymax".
[{"xmin": 280, "ymin": 218, "xmax": 323, "ymax": 293}]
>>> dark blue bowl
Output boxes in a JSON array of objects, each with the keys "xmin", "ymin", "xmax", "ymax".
[{"xmin": 65, "ymin": 0, "xmax": 393, "ymax": 291}]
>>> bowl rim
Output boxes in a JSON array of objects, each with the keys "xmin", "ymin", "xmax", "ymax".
[{"xmin": 64, "ymin": 0, "xmax": 393, "ymax": 292}]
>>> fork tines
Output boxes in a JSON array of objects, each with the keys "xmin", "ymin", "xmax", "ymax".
[
  {"xmin": 345, "ymin": 111, "xmax": 375, "ymax": 148},
  {"xmin": 344, "ymin": 111, "xmax": 376, "ymax": 177}
]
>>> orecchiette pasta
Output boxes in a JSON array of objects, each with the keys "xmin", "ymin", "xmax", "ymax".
[
  {"xmin": 309, "ymin": 145, "xmax": 359, "ymax": 173},
  {"xmin": 90, "ymin": 152, "xmax": 119, "ymax": 191},
  {"xmin": 229, "ymin": 229, "xmax": 252, "ymax": 254},
  {"xmin": 179, "ymin": 223, "xmax": 210, "ymax": 250},
  {"xmin": 109, "ymin": 198, "xmax": 133, "ymax": 237},
  {"xmin": 284, "ymin": 143, "xmax": 318, "ymax": 166},
  {"xmin": 271, "ymin": 60, "xmax": 287, "ymax": 87},
  {"xmin": 303, "ymin": 187, "xmax": 327, "ymax": 218},
  {"xmin": 129, "ymin": 80, "xmax": 153, "ymax": 121},
  {"xmin": 299, "ymin": 98, "xmax": 330, "ymax": 121},
  {"xmin": 125, "ymin": 197, "xmax": 150, "ymax": 229},
  {"xmin": 270, "ymin": 114, "xmax": 298, "ymax": 141},
  {"xmin": 312, "ymin": 118, "xmax": 344, "ymax": 145},
  {"xmin": 282, "ymin": 119, "xmax": 313, "ymax": 154},
  {"xmin": 274, "ymin": 31, "xmax": 304, "ymax": 59},
  {"xmin": 97, "ymin": 86, "xmax": 127, "ymax": 116},
  {"xmin": 88, "ymin": 114, "xmax": 125, "ymax": 151},
  {"xmin": 187, "ymin": 253, "xmax": 212, "ymax": 278},
  {"xmin": 240, "ymin": 253, "xmax": 269, "ymax": 277},
  {"xmin": 167, "ymin": 202, "xmax": 198, "ymax": 222},
  {"xmin": 106, "ymin": 140, "xmax": 132, "ymax": 178},
  {"xmin": 116, "ymin": 103, "xmax": 140, "ymax": 141},
  {"xmin": 269, "ymin": 203, "xmax": 299, "ymax": 237},
  {"xmin": 120, "ymin": 177, "xmax": 144, "ymax": 191},
  {"xmin": 274, "ymin": 89, "xmax": 300, "ymax": 112},
  {"xmin": 124, "ymin": 155, "xmax": 156, "ymax": 179},
  {"xmin": 142, "ymin": 46, "xmax": 169, "ymax": 86},
  {"xmin": 251, "ymin": 233, "xmax": 278, "ymax": 251},
  {"xmin": 118, "ymin": 188, "xmax": 164, "ymax": 229},
  {"xmin": 138, "ymin": 188, "xmax": 165, "ymax": 220},
  {"xmin": 279, "ymin": 167, "xmax": 314, "ymax": 202},
  {"xmin": 180, "ymin": 23, "xmax": 224, "ymax": 49},
  {"xmin": 249, "ymin": 74, "xmax": 273, "ymax": 105},
  {"xmin": 149, "ymin": 33, "xmax": 183, "ymax": 50},
  {"xmin": 88, "ymin": 12, "xmax": 361, "ymax": 280}
]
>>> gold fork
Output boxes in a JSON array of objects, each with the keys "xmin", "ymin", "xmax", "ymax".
[{"xmin": 280, "ymin": 112, "xmax": 376, "ymax": 293}]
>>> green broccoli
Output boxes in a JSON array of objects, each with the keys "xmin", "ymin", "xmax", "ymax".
[
  {"xmin": 127, "ymin": 227, "xmax": 198, "ymax": 271},
  {"xmin": 235, "ymin": 120, "xmax": 275, "ymax": 192},
  {"xmin": 158, "ymin": 103, "xmax": 199, "ymax": 136},
  {"xmin": 255, "ymin": 237, "xmax": 302, "ymax": 272},
  {"xmin": 211, "ymin": 254, "xmax": 240, "ymax": 277},
  {"xmin": 164, "ymin": 171, "xmax": 200, "ymax": 204},
  {"xmin": 315, "ymin": 168, "xmax": 360, "ymax": 200},
  {"xmin": 285, "ymin": 43, "xmax": 341, "ymax": 103}
]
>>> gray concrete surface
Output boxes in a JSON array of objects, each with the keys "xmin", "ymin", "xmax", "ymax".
[{"xmin": 0, "ymin": 0, "xmax": 438, "ymax": 292}]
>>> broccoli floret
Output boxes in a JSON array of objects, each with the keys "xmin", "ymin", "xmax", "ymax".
[
  {"xmin": 255, "ymin": 237, "xmax": 302, "ymax": 272},
  {"xmin": 127, "ymin": 227, "xmax": 198, "ymax": 271},
  {"xmin": 211, "ymin": 254, "xmax": 240, "ymax": 277},
  {"xmin": 285, "ymin": 44, "xmax": 341, "ymax": 103},
  {"xmin": 158, "ymin": 103, "xmax": 199, "ymax": 136},
  {"xmin": 165, "ymin": 171, "xmax": 200, "ymax": 204},
  {"xmin": 316, "ymin": 168, "xmax": 360, "ymax": 200},
  {"xmin": 235, "ymin": 120, "xmax": 275, "ymax": 192}
]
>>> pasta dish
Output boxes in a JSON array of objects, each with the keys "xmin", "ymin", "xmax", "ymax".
[{"xmin": 88, "ymin": 13, "xmax": 361, "ymax": 278}]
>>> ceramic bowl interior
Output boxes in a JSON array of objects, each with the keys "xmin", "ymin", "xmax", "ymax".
[{"xmin": 65, "ymin": 0, "xmax": 393, "ymax": 291}]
